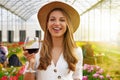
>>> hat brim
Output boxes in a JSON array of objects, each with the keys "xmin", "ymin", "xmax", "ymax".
[{"xmin": 37, "ymin": 1, "xmax": 80, "ymax": 32}]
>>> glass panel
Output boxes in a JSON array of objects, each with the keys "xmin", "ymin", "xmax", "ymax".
[{"xmin": 0, "ymin": 0, "xmax": 9, "ymax": 5}]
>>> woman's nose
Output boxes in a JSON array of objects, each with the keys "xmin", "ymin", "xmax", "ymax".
[{"xmin": 54, "ymin": 20, "xmax": 60, "ymax": 25}]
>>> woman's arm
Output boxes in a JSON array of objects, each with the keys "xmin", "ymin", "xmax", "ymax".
[
  {"xmin": 23, "ymin": 48, "xmax": 36, "ymax": 80},
  {"xmin": 73, "ymin": 47, "xmax": 83, "ymax": 80},
  {"xmin": 24, "ymin": 72, "xmax": 35, "ymax": 80}
]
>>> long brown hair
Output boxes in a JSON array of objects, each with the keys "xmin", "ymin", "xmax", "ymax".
[{"xmin": 38, "ymin": 8, "xmax": 78, "ymax": 71}]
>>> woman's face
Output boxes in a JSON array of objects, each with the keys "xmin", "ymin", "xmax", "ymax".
[{"xmin": 47, "ymin": 10, "xmax": 67, "ymax": 38}]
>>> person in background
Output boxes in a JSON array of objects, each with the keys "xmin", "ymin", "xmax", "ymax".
[
  {"xmin": 23, "ymin": 1, "xmax": 83, "ymax": 80},
  {"xmin": 0, "ymin": 42, "xmax": 8, "ymax": 67},
  {"xmin": 8, "ymin": 54, "xmax": 22, "ymax": 67}
]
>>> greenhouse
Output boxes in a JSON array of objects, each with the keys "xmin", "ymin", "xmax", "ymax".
[{"xmin": 0, "ymin": 0, "xmax": 120, "ymax": 80}]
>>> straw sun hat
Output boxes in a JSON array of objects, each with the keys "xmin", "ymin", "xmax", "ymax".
[{"xmin": 37, "ymin": 1, "xmax": 80, "ymax": 32}]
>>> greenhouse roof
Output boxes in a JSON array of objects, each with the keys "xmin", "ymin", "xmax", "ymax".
[{"xmin": 0, "ymin": 0, "xmax": 119, "ymax": 21}]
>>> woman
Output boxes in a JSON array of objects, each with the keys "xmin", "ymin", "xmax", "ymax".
[
  {"xmin": 24, "ymin": 1, "xmax": 83, "ymax": 80},
  {"xmin": 0, "ymin": 42, "xmax": 8, "ymax": 67}
]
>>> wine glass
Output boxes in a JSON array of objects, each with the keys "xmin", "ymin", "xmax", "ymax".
[{"xmin": 24, "ymin": 37, "xmax": 40, "ymax": 72}]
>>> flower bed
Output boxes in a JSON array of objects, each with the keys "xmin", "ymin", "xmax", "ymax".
[
  {"xmin": 0, "ymin": 64, "xmax": 112, "ymax": 80},
  {"xmin": 82, "ymin": 64, "xmax": 112, "ymax": 80},
  {"xmin": 0, "ymin": 42, "xmax": 114, "ymax": 80},
  {"xmin": 0, "ymin": 65, "xmax": 25, "ymax": 80},
  {"xmin": 7, "ymin": 42, "xmax": 24, "ymax": 57}
]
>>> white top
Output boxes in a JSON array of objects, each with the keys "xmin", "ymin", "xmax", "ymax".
[{"xmin": 34, "ymin": 47, "xmax": 83, "ymax": 80}]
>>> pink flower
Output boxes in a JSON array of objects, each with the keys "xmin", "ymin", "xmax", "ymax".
[
  {"xmin": 87, "ymin": 69, "xmax": 92, "ymax": 73},
  {"xmin": 106, "ymin": 74, "xmax": 112, "ymax": 80},
  {"xmin": 93, "ymin": 73, "xmax": 99, "ymax": 78},
  {"xmin": 88, "ymin": 66, "xmax": 94, "ymax": 72},
  {"xmin": 109, "ymin": 78, "xmax": 113, "ymax": 80},
  {"xmin": 99, "ymin": 75, "xmax": 104, "ymax": 80},
  {"xmin": 95, "ymin": 66, "xmax": 101, "ymax": 70},
  {"xmin": 82, "ymin": 76, "xmax": 88, "ymax": 80},
  {"xmin": 96, "ymin": 69, "xmax": 104, "ymax": 74},
  {"xmin": 106, "ymin": 74, "xmax": 111, "ymax": 78},
  {"xmin": 90, "ymin": 66, "xmax": 94, "ymax": 71},
  {"xmin": 83, "ymin": 64, "xmax": 89, "ymax": 70},
  {"xmin": 83, "ymin": 64, "xmax": 112, "ymax": 80}
]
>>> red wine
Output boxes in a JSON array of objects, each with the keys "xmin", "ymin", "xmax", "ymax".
[{"xmin": 25, "ymin": 48, "xmax": 39, "ymax": 54}]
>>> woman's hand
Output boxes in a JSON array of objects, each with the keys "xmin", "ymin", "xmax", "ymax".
[
  {"xmin": 23, "ymin": 47, "xmax": 35, "ymax": 70},
  {"xmin": 23, "ymin": 47, "xmax": 35, "ymax": 60}
]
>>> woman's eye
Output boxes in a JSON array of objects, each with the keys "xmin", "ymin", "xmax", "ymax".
[
  {"xmin": 60, "ymin": 19, "xmax": 65, "ymax": 22},
  {"xmin": 50, "ymin": 19, "xmax": 55, "ymax": 21}
]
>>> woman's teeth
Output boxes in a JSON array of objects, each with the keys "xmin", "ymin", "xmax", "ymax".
[{"xmin": 53, "ymin": 27, "xmax": 61, "ymax": 30}]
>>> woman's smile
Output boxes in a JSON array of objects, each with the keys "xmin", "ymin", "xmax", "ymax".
[{"xmin": 52, "ymin": 27, "xmax": 62, "ymax": 32}]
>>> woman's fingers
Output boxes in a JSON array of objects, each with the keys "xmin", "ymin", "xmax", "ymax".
[
  {"xmin": 23, "ymin": 50, "xmax": 29, "ymax": 57},
  {"xmin": 27, "ymin": 54, "xmax": 35, "ymax": 61},
  {"xmin": 23, "ymin": 46, "xmax": 35, "ymax": 61}
]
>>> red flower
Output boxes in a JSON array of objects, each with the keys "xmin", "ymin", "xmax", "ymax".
[
  {"xmin": 18, "ymin": 42, "xmax": 24, "ymax": 45},
  {"xmin": 9, "ymin": 76, "xmax": 18, "ymax": 80},
  {"xmin": 16, "ymin": 65, "xmax": 26, "ymax": 77},
  {"xmin": 1, "ymin": 76, "xmax": 8, "ymax": 80},
  {"xmin": 19, "ymin": 65, "xmax": 25, "ymax": 74}
]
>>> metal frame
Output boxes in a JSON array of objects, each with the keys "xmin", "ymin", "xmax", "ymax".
[{"xmin": 0, "ymin": 0, "xmax": 119, "ymax": 21}]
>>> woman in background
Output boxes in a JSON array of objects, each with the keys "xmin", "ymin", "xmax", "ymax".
[{"xmin": 0, "ymin": 42, "xmax": 8, "ymax": 67}]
